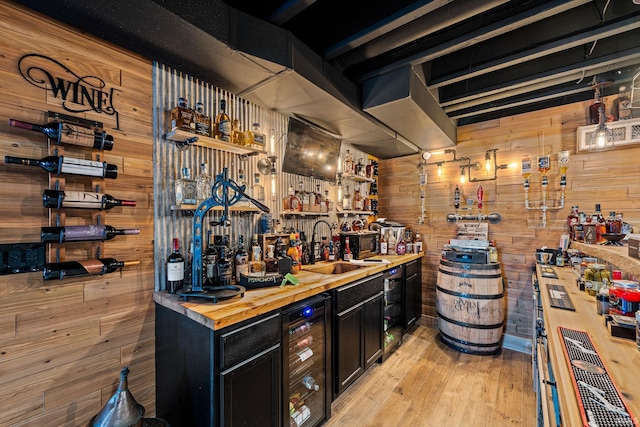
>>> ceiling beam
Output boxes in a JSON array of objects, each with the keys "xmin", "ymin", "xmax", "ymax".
[{"xmin": 269, "ymin": 0, "xmax": 317, "ymax": 25}]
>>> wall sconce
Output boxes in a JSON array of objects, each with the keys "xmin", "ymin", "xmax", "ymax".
[
  {"xmin": 470, "ymin": 149, "xmax": 508, "ymax": 182},
  {"xmin": 461, "ymin": 161, "xmax": 482, "ymax": 183},
  {"xmin": 588, "ymin": 106, "xmax": 614, "ymax": 151}
]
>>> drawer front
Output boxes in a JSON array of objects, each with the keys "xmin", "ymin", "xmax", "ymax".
[
  {"xmin": 405, "ymin": 259, "xmax": 419, "ymax": 277},
  {"xmin": 219, "ymin": 312, "xmax": 281, "ymax": 370},
  {"xmin": 334, "ymin": 273, "xmax": 383, "ymax": 312}
]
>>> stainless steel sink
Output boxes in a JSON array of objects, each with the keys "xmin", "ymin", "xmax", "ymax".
[{"xmin": 305, "ymin": 261, "xmax": 364, "ymax": 275}]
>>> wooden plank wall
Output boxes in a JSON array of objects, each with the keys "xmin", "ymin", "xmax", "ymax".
[
  {"xmin": 0, "ymin": 3, "xmax": 155, "ymax": 426},
  {"xmin": 379, "ymin": 97, "xmax": 640, "ymax": 340}
]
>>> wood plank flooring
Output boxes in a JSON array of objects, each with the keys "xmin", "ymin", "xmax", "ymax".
[{"xmin": 326, "ymin": 324, "xmax": 536, "ymax": 427}]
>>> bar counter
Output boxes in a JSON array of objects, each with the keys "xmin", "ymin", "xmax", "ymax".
[
  {"xmin": 154, "ymin": 253, "xmax": 423, "ymax": 331},
  {"xmin": 537, "ymin": 264, "xmax": 640, "ymax": 426}
]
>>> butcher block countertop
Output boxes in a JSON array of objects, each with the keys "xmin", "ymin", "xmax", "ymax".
[
  {"xmin": 537, "ymin": 264, "xmax": 640, "ymax": 427},
  {"xmin": 154, "ymin": 253, "xmax": 422, "ymax": 331}
]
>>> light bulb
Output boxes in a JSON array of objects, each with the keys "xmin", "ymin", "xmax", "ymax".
[
  {"xmin": 437, "ymin": 164, "xmax": 442, "ymax": 177},
  {"xmin": 460, "ymin": 168, "xmax": 466, "ymax": 184},
  {"xmin": 271, "ymin": 174, "xmax": 277, "ymax": 201},
  {"xmin": 485, "ymin": 152, "xmax": 492, "ymax": 172},
  {"xmin": 269, "ymin": 129, "xmax": 276, "ymax": 156}
]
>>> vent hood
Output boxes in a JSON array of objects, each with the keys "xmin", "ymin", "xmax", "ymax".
[{"xmin": 13, "ymin": 0, "xmax": 457, "ymax": 158}]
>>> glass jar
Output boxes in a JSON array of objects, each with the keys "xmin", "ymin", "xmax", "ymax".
[
  {"xmin": 609, "ymin": 280, "xmax": 640, "ymax": 316},
  {"xmin": 584, "ymin": 263, "xmax": 610, "ymax": 296}
]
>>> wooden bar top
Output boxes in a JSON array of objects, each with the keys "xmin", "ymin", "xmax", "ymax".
[
  {"xmin": 154, "ymin": 253, "xmax": 423, "ymax": 331},
  {"xmin": 537, "ymin": 264, "xmax": 640, "ymax": 426}
]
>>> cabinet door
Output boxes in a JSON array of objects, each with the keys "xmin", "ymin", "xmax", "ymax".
[
  {"xmin": 220, "ymin": 344, "xmax": 281, "ymax": 427},
  {"xmin": 404, "ymin": 273, "xmax": 418, "ymax": 331},
  {"xmin": 363, "ymin": 291, "xmax": 383, "ymax": 367},
  {"xmin": 334, "ymin": 303, "xmax": 364, "ymax": 395}
]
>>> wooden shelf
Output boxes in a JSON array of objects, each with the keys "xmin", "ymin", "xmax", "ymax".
[
  {"xmin": 341, "ymin": 173, "xmax": 375, "ymax": 183},
  {"xmin": 337, "ymin": 210, "xmax": 374, "ymax": 216},
  {"xmin": 165, "ymin": 129, "xmax": 266, "ymax": 156},
  {"xmin": 280, "ymin": 210, "xmax": 329, "ymax": 217},
  {"xmin": 570, "ymin": 241, "xmax": 640, "ymax": 277},
  {"xmin": 171, "ymin": 204, "xmax": 260, "ymax": 212}
]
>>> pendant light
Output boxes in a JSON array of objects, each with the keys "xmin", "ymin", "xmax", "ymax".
[{"xmin": 588, "ymin": 105, "xmax": 614, "ymax": 152}]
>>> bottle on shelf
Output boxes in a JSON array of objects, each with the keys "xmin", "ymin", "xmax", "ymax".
[
  {"xmin": 396, "ymin": 233, "xmax": 406, "ymax": 255},
  {"xmin": 380, "ymin": 231, "xmax": 388, "ymax": 255},
  {"xmin": 366, "ymin": 159, "xmax": 374, "ymax": 179},
  {"xmin": 214, "ymin": 99, "xmax": 231, "ymax": 142},
  {"xmin": 174, "ymin": 167, "xmax": 197, "ymax": 206},
  {"xmin": 343, "ymin": 149, "xmax": 354, "ymax": 175},
  {"xmin": 9, "ymin": 118, "xmax": 114, "ymax": 151},
  {"xmin": 195, "ymin": 163, "xmax": 212, "ymax": 204},
  {"xmin": 231, "ymin": 119, "xmax": 245, "ymax": 145},
  {"xmin": 387, "ymin": 230, "xmax": 397, "ymax": 255},
  {"xmin": 236, "ymin": 168, "xmax": 250, "ymax": 207},
  {"xmin": 301, "ymin": 375, "xmax": 320, "ymax": 391},
  {"xmin": 404, "ymin": 231, "xmax": 413, "ymax": 254},
  {"xmin": 567, "ymin": 205, "xmax": 579, "ymax": 237},
  {"xmin": 589, "ymin": 88, "xmax": 605, "ymax": 125},
  {"xmin": 265, "ymin": 244, "xmax": 279, "ymax": 273},
  {"xmin": 193, "ymin": 101, "xmax": 211, "ymax": 137},
  {"xmin": 288, "ymin": 234, "xmax": 301, "ymax": 274},
  {"xmin": 252, "ymin": 172, "xmax": 265, "ymax": 202},
  {"xmin": 217, "ymin": 238, "xmax": 233, "ymax": 286},
  {"xmin": 249, "ymin": 122, "xmax": 265, "ymax": 147},
  {"xmin": 204, "ymin": 230, "xmax": 218, "ymax": 285},
  {"xmin": 292, "ymin": 334, "xmax": 313, "ymax": 351},
  {"xmin": 594, "ymin": 204, "xmax": 606, "ymax": 243},
  {"xmin": 43, "ymin": 189, "xmax": 136, "ymax": 210},
  {"xmin": 167, "ymin": 238, "xmax": 185, "ymax": 293},
  {"xmin": 43, "ymin": 257, "xmax": 139, "ymax": 281},
  {"xmin": 5, "ymin": 155, "xmax": 117, "ymax": 179},
  {"xmin": 170, "ymin": 97, "xmax": 196, "ymax": 133},
  {"xmin": 343, "ymin": 237, "xmax": 353, "ymax": 261},
  {"xmin": 342, "ymin": 185, "xmax": 352, "ymax": 210},
  {"xmin": 41, "ymin": 225, "xmax": 140, "ymax": 243},
  {"xmin": 234, "ymin": 235, "xmax": 248, "ymax": 282},
  {"xmin": 353, "ymin": 185, "xmax": 363, "ymax": 210}
]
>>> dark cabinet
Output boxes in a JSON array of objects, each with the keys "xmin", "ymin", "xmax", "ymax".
[
  {"xmin": 156, "ymin": 305, "xmax": 281, "ymax": 427},
  {"xmin": 404, "ymin": 258, "xmax": 422, "ymax": 332},
  {"xmin": 332, "ymin": 273, "xmax": 383, "ymax": 397}
]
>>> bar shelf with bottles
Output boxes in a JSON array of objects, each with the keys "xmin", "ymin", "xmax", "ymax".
[
  {"xmin": 165, "ymin": 129, "xmax": 266, "ymax": 156},
  {"xmin": 170, "ymin": 204, "xmax": 261, "ymax": 212}
]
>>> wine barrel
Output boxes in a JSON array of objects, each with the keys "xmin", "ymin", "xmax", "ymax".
[{"xmin": 436, "ymin": 260, "xmax": 505, "ymax": 355}]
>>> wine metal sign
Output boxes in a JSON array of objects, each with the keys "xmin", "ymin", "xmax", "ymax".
[{"xmin": 18, "ymin": 54, "xmax": 122, "ymax": 130}]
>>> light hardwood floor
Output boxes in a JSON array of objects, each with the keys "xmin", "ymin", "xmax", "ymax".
[{"xmin": 325, "ymin": 324, "xmax": 536, "ymax": 427}]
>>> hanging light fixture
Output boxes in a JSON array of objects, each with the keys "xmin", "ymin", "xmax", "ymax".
[{"xmin": 588, "ymin": 105, "xmax": 614, "ymax": 151}]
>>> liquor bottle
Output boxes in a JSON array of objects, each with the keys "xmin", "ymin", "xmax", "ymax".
[
  {"xmin": 288, "ymin": 234, "xmax": 301, "ymax": 274},
  {"xmin": 589, "ymin": 89, "xmax": 605, "ymax": 125},
  {"xmin": 170, "ymin": 97, "xmax": 196, "ymax": 132},
  {"xmin": 204, "ymin": 230, "xmax": 218, "ymax": 285},
  {"xmin": 193, "ymin": 101, "xmax": 211, "ymax": 136},
  {"xmin": 217, "ymin": 239, "xmax": 234, "ymax": 286},
  {"xmin": 343, "ymin": 149, "xmax": 354, "ymax": 175},
  {"xmin": 366, "ymin": 159, "xmax": 374, "ymax": 179},
  {"xmin": 454, "ymin": 185, "xmax": 460, "ymax": 210},
  {"xmin": 5, "ymin": 155, "xmax": 117, "ymax": 179},
  {"xmin": 195, "ymin": 163, "xmax": 212, "ymax": 204},
  {"xmin": 379, "ymin": 232, "xmax": 388, "ymax": 255},
  {"xmin": 353, "ymin": 185, "xmax": 363, "ymax": 211},
  {"xmin": 9, "ymin": 119, "xmax": 114, "ymax": 151},
  {"xmin": 252, "ymin": 173, "xmax": 265, "ymax": 202},
  {"xmin": 388, "ymin": 230, "xmax": 397, "ymax": 255},
  {"xmin": 343, "ymin": 237, "xmax": 353, "ymax": 261},
  {"xmin": 174, "ymin": 167, "xmax": 197, "ymax": 205},
  {"xmin": 396, "ymin": 234, "xmax": 406, "ymax": 255},
  {"xmin": 567, "ymin": 205, "xmax": 579, "ymax": 237},
  {"xmin": 231, "ymin": 119, "xmax": 245, "ymax": 146},
  {"xmin": 235, "ymin": 235, "xmax": 248, "ymax": 282},
  {"xmin": 595, "ymin": 204, "xmax": 606, "ymax": 243},
  {"xmin": 43, "ymin": 257, "xmax": 139, "ymax": 281},
  {"xmin": 356, "ymin": 158, "xmax": 365, "ymax": 177},
  {"xmin": 43, "ymin": 189, "xmax": 136, "ymax": 210},
  {"xmin": 342, "ymin": 185, "xmax": 352, "ymax": 210},
  {"xmin": 302, "ymin": 375, "xmax": 320, "ymax": 391},
  {"xmin": 521, "ymin": 155, "xmax": 532, "ymax": 180},
  {"xmin": 214, "ymin": 99, "xmax": 231, "ymax": 142},
  {"xmin": 265, "ymin": 244, "xmax": 279, "ymax": 273},
  {"xmin": 413, "ymin": 232, "xmax": 422, "ymax": 253},
  {"xmin": 41, "ymin": 225, "xmax": 140, "ymax": 243},
  {"xmin": 250, "ymin": 123, "xmax": 265, "ymax": 147},
  {"xmin": 236, "ymin": 168, "xmax": 250, "ymax": 207},
  {"xmin": 167, "ymin": 238, "xmax": 185, "ymax": 293},
  {"xmin": 405, "ymin": 231, "xmax": 413, "ymax": 254}
]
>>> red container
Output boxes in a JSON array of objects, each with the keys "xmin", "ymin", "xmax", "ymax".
[{"xmin": 609, "ymin": 280, "xmax": 640, "ymax": 316}]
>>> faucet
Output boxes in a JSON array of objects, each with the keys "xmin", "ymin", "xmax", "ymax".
[{"xmin": 309, "ymin": 220, "xmax": 333, "ymax": 264}]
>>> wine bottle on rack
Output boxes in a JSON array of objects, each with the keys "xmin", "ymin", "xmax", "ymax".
[
  {"xmin": 43, "ymin": 189, "xmax": 136, "ymax": 210},
  {"xmin": 41, "ymin": 225, "xmax": 140, "ymax": 243},
  {"xmin": 43, "ymin": 258, "xmax": 139, "ymax": 280},
  {"xmin": 9, "ymin": 119, "xmax": 114, "ymax": 151},
  {"xmin": 301, "ymin": 375, "xmax": 320, "ymax": 391},
  {"xmin": 5, "ymin": 155, "xmax": 117, "ymax": 178}
]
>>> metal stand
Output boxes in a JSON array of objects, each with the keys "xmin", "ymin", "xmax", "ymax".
[{"xmin": 177, "ymin": 167, "xmax": 270, "ymax": 301}]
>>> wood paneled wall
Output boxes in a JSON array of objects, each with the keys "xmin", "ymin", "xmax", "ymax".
[
  {"xmin": 379, "ymin": 98, "xmax": 640, "ymax": 339},
  {"xmin": 0, "ymin": 3, "xmax": 155, "ymax": 426}
]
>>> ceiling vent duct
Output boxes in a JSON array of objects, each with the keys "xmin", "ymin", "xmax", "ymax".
[{"xmin": 362, "ymin": 66, "xmax": 457, "ymax": 152}]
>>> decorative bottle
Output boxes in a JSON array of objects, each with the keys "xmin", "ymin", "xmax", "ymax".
[
  {"xmin": 44, "ymin": 258, "xmax": 139, "ymax": 281},
  {"xmin": 41, "ymin": 225, "xmax": 140, "ymax": 243},
  {"xmin": 5, "ymin": 155, "xmax": 117, "ymax": 179},
  {"xmin": 166, "ymin": 238, "xmax": 185, "ymax": 293},
  {"xmin": 9, "ymin": 118, "xmax": 114, "ymax": 151},
  {"xmin": 43, "ymin": 190, "xmax": 136, "ymax": 210}
]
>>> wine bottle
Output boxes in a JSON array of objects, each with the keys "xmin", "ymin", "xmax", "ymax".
[
  {"xmin": 5, "ymin": 155, "xmax": 117, "ymax": 179},
  {"xmin": 9, "ymin": 119, "xmax": 114, "ymax": 151},
  {"xmin": 43, "ymin": 258, "xmax": 139, "ymax": 280},
  {"xmin": 167, "ymin": 238, "xmax": 185, "ymax": 294},
  {"xmin": 215, "ymin": 99, "xmax": 231, "ymax": 142},
  {"xmin": 43, "ymin": 189, "xmax": 136, "ymax": 210},
  {"xmin": 302, "ymin": 375, "xmax": 320, "ymax": 391},
  {"xmin": 41, "ymin": 225, "xmax": 140, "ymax": 243}
]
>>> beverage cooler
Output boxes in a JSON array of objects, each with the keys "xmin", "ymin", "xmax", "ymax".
[
  {"xmin": 383, "ymin": 266, "xmax": 404, "ymax": 359},
  {"xmin": 283, "ymin": 294, "xmax": 332, "ymax": 427}
]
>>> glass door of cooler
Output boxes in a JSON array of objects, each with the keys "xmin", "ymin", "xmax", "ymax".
[
  {"xmin": 284, "ymin": 294, "xmax": 331, "ymax": 427},
  {"xmin": 383, "ymin": 267, "xmax": 403, "ymax": 359}
]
